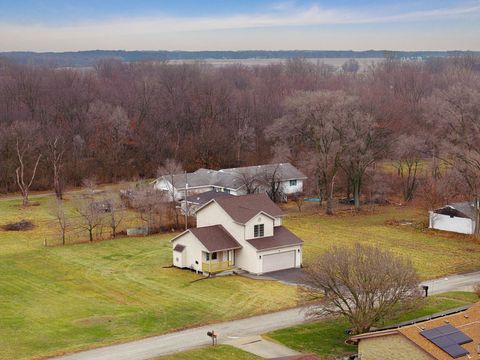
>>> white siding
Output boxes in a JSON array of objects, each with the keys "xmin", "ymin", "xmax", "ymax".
[
  {"xmin": 429, "ymin": 211, "xmax": 474, "ymax": 235},
  {"xmin": 171, "ymin": 232, "xmax": 207, "ymax": 272},
  {"xmin": 281, "ymin": 179, "xmax": 304, "ymax": 195},
  {"xmin": 173, "ymin": 249, "xmax": 185, "ymax": 268},
  {"xmin": 196, "ymin": 202, "xmax": 259, "ymax": 273},
  {"xmin": 153, "ymin": 178, "xmax": 182, "ymax": 201},
  {"xmin": 245, "ymin": 214, "xmax": 274, "ymax": 240},
  {"xmin": 197, "ymin": 202, "xmax": 244, "ymax": 240}
]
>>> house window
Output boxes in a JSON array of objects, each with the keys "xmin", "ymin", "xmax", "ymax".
[
  {"xmin": 289, "ymin": 179, "xmax": 297, "ymax": 186},
  {"xmin": 206, "ymin": 252, "xmax": 217, "ymax": 261},
  {"xmin": 224, "ymin": 188, "xmax": 231, "ymax": 194},
  {"xmin": 254, "ymin": 224, "xmax": 264, "ymax": 238}
]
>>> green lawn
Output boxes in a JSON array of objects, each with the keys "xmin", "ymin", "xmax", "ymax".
[
  {"xmin": 285, "ymin": 204, "xmax": 480, "ymax": 279},
  {"xmin": 2, "ymin": 193, "xmax": 480, "ymax": 359},
  {"xmin": 153, "ymin": 345, "xmax": 261, "ymax": 360},
  {"xmin": 0, "ymin": 195, "xmax": 298, "ymax": 360},
  {"xmin": 265, "ymin": 292, "xmax": 479, "ymax": 358}
]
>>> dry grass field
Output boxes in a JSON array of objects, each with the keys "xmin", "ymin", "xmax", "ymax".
[{"xmin": 285, "ymin": 202, "xmax": 480, "ymax": 279}]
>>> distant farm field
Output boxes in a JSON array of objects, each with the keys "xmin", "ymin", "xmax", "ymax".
[
  {"xmin": 169, "ymin": 57, "xmax": 383, "ymax": 70},
  {"xmin": 1, "ymin": 194, "xmax": 480, "ymax": 359}
]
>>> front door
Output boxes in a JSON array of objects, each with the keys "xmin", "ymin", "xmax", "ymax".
[{"xmin": 227, "ymin": 250, "xmax": 235, "ymax": 266}]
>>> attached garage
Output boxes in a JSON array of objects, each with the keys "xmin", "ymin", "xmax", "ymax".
[{"xmin": 262, "ymin": 250, "xmax": 296, "ymax": 273}]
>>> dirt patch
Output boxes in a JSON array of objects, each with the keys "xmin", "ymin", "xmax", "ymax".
[
  {"xmin": 2, "ymin": 220, "xmax": 34, "ymax": 231},
  {"xmin": 73, "ymin": 315, "xmax": 115, "ymax": 326}
]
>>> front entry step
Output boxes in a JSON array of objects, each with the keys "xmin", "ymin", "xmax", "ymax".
[{"xmin": 212, "ymin": 268, "xmax": 238, "ymax": 277}]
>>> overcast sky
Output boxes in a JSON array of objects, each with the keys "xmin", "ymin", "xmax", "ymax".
[{"xmin": 0, "ymin": 0, "xmax": 479, "ymax": 52}]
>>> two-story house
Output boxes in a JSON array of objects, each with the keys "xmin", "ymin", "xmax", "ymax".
[{"xmin": 170, "ymin": 193, "xmax": 303, "ymax": 275}]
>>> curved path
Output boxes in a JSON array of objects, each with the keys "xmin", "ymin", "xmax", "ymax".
[
  {"xmin": 52, "ymin": 269, "xmax": 480, "ymax": 360},
  {"xmin": 53, "ymin": 307, "xmax": 308, "ymax": 360}
]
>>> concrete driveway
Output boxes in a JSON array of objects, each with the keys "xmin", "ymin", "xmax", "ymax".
[
  {"xmin": 266, "ymin": 268, "xmax": 307, "ymax": 285},
  {"xmin": 241, "ymin": 268, "xmax": 308, "ymax": 286},
  {"xmin": 226, "ymin": 335, "xmax": 301, "ymax": 358}
]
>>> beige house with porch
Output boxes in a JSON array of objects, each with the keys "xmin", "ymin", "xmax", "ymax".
[{"xmin": 171, "ymin": 193, "xmax": 303, "ymax": 275}]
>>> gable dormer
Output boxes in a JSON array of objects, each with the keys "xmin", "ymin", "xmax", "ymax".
[{"xmin": 245, "ymin": 212, "xmax": 275, "ymax": 240}]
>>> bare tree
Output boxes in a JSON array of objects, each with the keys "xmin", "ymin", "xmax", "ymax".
[
  {"xmin": 73, "ymin": 193, "xmax": 104, "ymax": 242},
  {"xmin": 392, "ymin": 135, "xmax": 426, "ymax": 202},
  {"xmin": 46, "ymin": 136, "xmax": 65, "ymax": 199},
  {"xmin": 132, "ymin": 188, "xmax": 166, "ymax": 234},
  {"xmin": 234, "ymin": 170, "xmax": 262, "ymax": 194},
  {"xmin": 49, "ymin": 198, "xmax": 68, "ymax": 245},
  {"xmin": 157, "ymin": 159, "xmax": 183, "ymax": 229},
  {"xmin": 341, "ymin": 111, "xmax": 391, "ymax": 210},
  {"xmin": 15, "ymin": 139, "xmax": 42, "ymax": 206},
  {"xmin": 424, "ymin": 81, "xmax": 480, "ymax": 235},
  {"xmin": 103, "ymin": 193, "xmax": 125, "ymax": 238},
  {"xmin": 292, "ymin": 192, "xmax": 305, "ymax": 212},
  {"xmin": 341, "ymin": 59, "xmax": 360, "ymax": 74},
  {"xmin": 261, "ymin": 164, "xmax": 284, "ymax": 203},
  {"xmin": 268, "ymin": 91, "xmax": 352, "ymax": 214},
  {"xmin": 301, "ymin": 243, "xmax": 421, "ymax": 334}
]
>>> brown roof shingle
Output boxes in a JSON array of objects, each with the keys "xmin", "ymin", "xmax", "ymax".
[
  {"xmin": 189, "ymin": 225, "xmax": 242, "ymax": 252},
  {"xmin": 213, "ymin": 193, "xmax": 284, "ymax": 224},
  {"xmin": 247, "ymin": 226, "xmax": 303, "ymax": 251},
  {"xmin": 349, "ymin": 302, "xmax": 480, "ymax": 360}
]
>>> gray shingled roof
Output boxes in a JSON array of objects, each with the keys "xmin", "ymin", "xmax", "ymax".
[
  {"xmin": 435, "ymin": 202, "xmax": 476, "ymax": 220},
  {"xmin": 157, "ymin": 163, "xmax": 306, "ymax": 190},
  {"xmin": 220, "ymin": 163, "xmax": 307, "ymax": 182},
  {"xmin": 185, "ymin": 190, "xmax": 234, "ymax": 205},
  {"xmin": 212, "ymin": 193, "xmax": 284, "ymax": 224},
  {"xmin": 247, "ymin": 226, "xmax": 303, "ymax": 251}
]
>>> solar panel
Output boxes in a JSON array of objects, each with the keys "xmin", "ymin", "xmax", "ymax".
[
  {"xmin": 420, "ymin": 324, "xmax": 472, "ymax": 359},
  {"xmin": 443, "ymin": 344, "xmax": 469, "ymax": 358}
]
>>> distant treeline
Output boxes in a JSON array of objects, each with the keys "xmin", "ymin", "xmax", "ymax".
[{"xmin": 1, "ymin": 50, "xmax": 479, "ymax": 67}]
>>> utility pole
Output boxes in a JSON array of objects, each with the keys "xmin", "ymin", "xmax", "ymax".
[{"xmin": 184, "ymin": 171, "xmax": 188, "ymax": 230}]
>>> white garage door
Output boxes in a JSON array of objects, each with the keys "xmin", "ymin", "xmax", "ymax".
[{"xmin": 262, "ymin": 251, "xmax": 296, "ymax": 273}]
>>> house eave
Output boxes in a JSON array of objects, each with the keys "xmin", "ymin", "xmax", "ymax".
[
  {"xmin": 170, "ymin": 229, "xmax": 190, "ymax": 242},
  {"xmin": 252, "ymin": 242, "xmax": 303, "ymax": 252}
]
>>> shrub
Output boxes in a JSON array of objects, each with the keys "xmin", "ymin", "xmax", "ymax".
[{"xmin": 2, "ymin": 220, "xmax": 34, "ymax": 231}]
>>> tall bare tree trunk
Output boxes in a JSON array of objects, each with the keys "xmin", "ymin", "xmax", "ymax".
[
  {"xmin": 15, "ymin": 140, "xmax": 42, "ymax": 206},
  {"xmin": 326, "ymin": 175, "xmax": 336, "ymax": 215},
  {"xmin": 353, "ymin": 179, "xmax": 361, "ymax": 211}
]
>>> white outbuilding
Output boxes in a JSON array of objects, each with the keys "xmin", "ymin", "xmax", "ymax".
[{"xmin": 429, "ymin": 202, "xmax": 477, "ymax": 235}]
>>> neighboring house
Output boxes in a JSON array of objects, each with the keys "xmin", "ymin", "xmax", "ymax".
[
  {"xmin": 429, "ymin": 202, "xmax": 477, "ymax": 234},
  {"xmin": 171, "ymin": 193, "xmax": 303, "ymax": 275},
  {"xmin": 153, "ymin": 163, "xmax": 307, "ymax": 202},
  {"xmin": 348, "ymin": 302, "xmax": 480, "ymax": 360},
  {"xmin": 180, "ymin": 190, "xmax": 234, "ymax": 216}
]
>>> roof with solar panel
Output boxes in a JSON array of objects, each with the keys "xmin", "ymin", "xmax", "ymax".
[{"xmin": 348, "ymin": 302, "xmax": 480, "ymax": 359}]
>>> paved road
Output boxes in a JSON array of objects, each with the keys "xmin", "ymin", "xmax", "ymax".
[
  {"xmin": 421, "ymin": 270, "xmax": 480, "ymax": 295},
  {"xmin": 51, "ymin": 269, "xmax": 480, "ymax": 360},
  {"xmin": 53, "ymin": 307, "xmax": 309, "ymax": 360}
]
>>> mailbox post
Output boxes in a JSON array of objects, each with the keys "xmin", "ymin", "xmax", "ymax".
[{"xmin": 207, "ymin": 330, "xmax": 217, "ymax": 346}]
